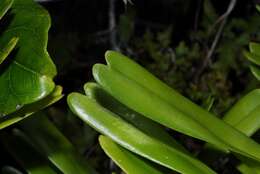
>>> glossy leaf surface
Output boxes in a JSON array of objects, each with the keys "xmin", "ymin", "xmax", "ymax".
[
  {"xmin": 0, "ymin": 37, "xmax": 18, "ymax": 65},
  {"xmin": 68, "ymin": 92, "xmax": 216, "ymax": 174},
  {"xmin": 93, "ymin": 51, "xmax": 260, "ymax": 161},
  {"xmin": 84, "ymin": 82, "xmax": 187, "ymax": 153},
  {"xmin": 0, "ymin": 85, "xmax": 63, "ymax": 129},
  {"xmin": 99, "ymin": 135, "xmax": 164, "ymax": 174},
  {"xmin": 223, "ymin": 90, "xmax": 260, "ymax": 173},
  {"xmin": 0, "ymin": 0, "xmax": 57, "ymax": 116}
]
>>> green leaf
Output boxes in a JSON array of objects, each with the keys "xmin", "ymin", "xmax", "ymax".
[
  {"xmin": 238, "ymin": 158, "xmax": 260, "ymax": 174},
  {"xmin": 99, "ymin": 135, "xmax": 164, "ymax": 174},
  {"xmin": 95, "ymin": 51, "xmax": 260, "ymax": 161},
  {"xmin": 245, "ymin": 43, "xmax": 260, "ymax": 80},
  {"xmin": 0, "ymin": 0, "xmax": 57, "ymax": 116},
  {"xmin": 257, "ymin": 5, "xmax": 260, "ymax": 13},
  {"xmin": 223, "ymin": 89, "xmax": 260, "ymax": 136},
  {"xmin": 0, "ymin": 0, "xmax": 18, "ymax": 65},
  {"xmin": 250, "ymin": 65, "xmax": 260, "ymax": 81},
  {"xmin": 84, "ymin": 82, "xmax": 187, "ymax": 153},
  {"xmin": 20, "ymin": 113, "xmax": 98, "ymax": 174},
  {"xmin": 93, "ymin": 63, "xmax": 229, "ymax": 150},
  {"xmin": 0, "ymin": 37, "xmax": 19, "ymax": 65},
  {"xmin": 67, "ymin": 92, "xmax": 216, "ymax": 174},
  {"xmin": 249, "ymin": 42, "xmax": 260, "ymax": 56},
  {"xmin": 0, "ymin": 0, "xmax": 12, "ymax": 20},
  {"xmin": 231, "ymin": 106, "xmax": 260, "ymax": 136},
  {"xmin": 0, "ymin": 129, "xmax": 57, "ymax": 174},
  {"xmin": 223, "ymin": 90, "xmax": 260, "ymax": 173},
  {"xmin": 244, "ymin": 51, "xmax": 260, "ymax": 66},
  {"xmin": 0, "ymin": 85, "xmax": 63, "ymax": 129},
  {"xmin": 237, "ymin": 164, "xmax": 258, "ymax": 174}
]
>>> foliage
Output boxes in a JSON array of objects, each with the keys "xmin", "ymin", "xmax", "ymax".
[
  {"xmin": 0, "ymin": 1, "xmax": 96, "ymax": 174},
  {"xmin": 0, "ymin": 0, "xmax": 62, "ymax": 129},
  {"xmin": 68, "ymin": 51, "xmax": 260, "ymax": 174},
  {"xmin": 117, "ymin": 0, "xmax": 260, "ymax": 116},
  {"xmin": 1, "ymin": 0, "xmax": 260, "ymax": 174},
  {"xmin": 244, "ymin": 41, "xmax": 260, "ymax": 80}
]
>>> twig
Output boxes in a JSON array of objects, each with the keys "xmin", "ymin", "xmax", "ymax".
[
  {"xmin": 207, "ymin": 0, "xmax": 237, "ymax": 36},
  {"xmin": 195, "ymin": 0, "xmax": 237, "ymax": 82},
  {"xmin": 205, "ymin": 17, "xmax": 227, "ymax": 66},
  {"xmin": 213, "ymin": 0, "xmax": 237, "ymax": 26},
  {"xmin": 206, "ymin": 0, "xmax": 237, "ymax": 59},
  {"xmin": 109, "ymin": 0, "xmax": 120, "ymax": 51}
]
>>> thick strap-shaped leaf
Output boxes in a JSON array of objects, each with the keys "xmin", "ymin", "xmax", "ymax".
[
  {"xmin": 98, "ymin": 51, "xmax": 260, "ymax": 161},
  {"xmin": 0, "ymin": 0, "xmax": 13, "ymax": 20},
  {"xmin": 237, "ymin": 164, "xmax": 258, "ymax": 174},
  {"xmin": 224, "ymin": 89, "xmax": 260, "ymax": 127},
  {"xmin": 68, "ymin": 93, "xmax": 216, "ymax": 174},
  {"xmin": 233, "ymin": 106, "xmax": 260, "ymax": 136},
  {"xmin": 0, "ymin": 37, "xmax": 19, "ymax": 65},
  {"xmin": 93, "ymin": 64, "xmax": 230, "ymax": 151},
  {"xmin": 0, "ymin": 130, "xmax": 57, "ymax": 174},
  {"xmin": 245, "ymin": 42, "xmax": 260, "ymax": 80},
  {"xmin": 20, "ymin": 113, "xmax": 98, "ymax": 174},
  {"xmin": 249, "ymin": 42, "xmax": 260, "ymax": 56},
  {"xmin": 99, "ymin": 135, "xmax": 164, "ymax": 174},
  {"xmin": 0, "ymin": 0, "xmax": 57, "ymax": 116},
  {"xmin": 235, "ymin": 154, "xmax": 260, "ymax": 174},
  {"xmin": 250, "ymin": 65, "xmax": 260, "ymax": 80},
  {"xmin": 244, "ymin": 51, "xmax": 260, "ymax": 66},
  {"xmin": 93, "ymin": 62, "xmax": 260, "ymax": 161},
  {"xmin": 223, "ymin": 90, "xmax": 260, "ymax": 173},
  {"xmin": 84, "ymin": 82, "xmax": 187, "ymax": 153},
  {"xmin": 0, "ymin": 0, "xmax": 18, "ymax": 65}
]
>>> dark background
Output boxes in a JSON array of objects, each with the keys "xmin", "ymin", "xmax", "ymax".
[
  {"xmin": 43, "ymin": 0, "xmax": 258, "ymax": 94},
  {"xmin": 1, "ymin": 0, "xmax": 260, "ymax": 173}
]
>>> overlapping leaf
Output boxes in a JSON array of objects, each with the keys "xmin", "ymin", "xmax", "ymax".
[
  {"xmin": 244, "ymin": 6, "xmax": 260, "ymax": 80},
  {"xmin": 0, "ymin": 85, "xmax": 63, "ymax": 129},
  {"xmin": 0, "ymin": 1, "xmax": 96, "ymax": 174},
  {"xmin": 68, "ymin": 92, "xmax": 216, "ymax": 174},
  {"xmin": 99, "ymin": 135, "xmax": 163, "ymax": 174},
  {"xmin": 244, "ymin": 42, "xmax": 260, "ymax": 80},
  {"xmin": 0, "ymin": 0, "xmax": 57, "ymax": 116},
  {"xmin": 0, "ymin": 0, "xmax": 62, "ymax": 129},
  {"xmin": 223, "ymin": 90, "xmax": 260, "ymax": 173},
  {"xmin": 84, "ymin": 82, "xmax": 187, "ymax": 153},
  {"xmin": 68, "ymin": 51, "xmax": 260, "ymax": 174},
  {"xmin": 1, "ymin": 112, "xmax": 97, "ymax": 174},
  {"xmin": 19, "ymin": 113, "xmax": 98, "ymax": 174},
  {"xmin": 93, "ymin": 51, "xmax": 260, "ymax": 161},
  {"xmin": 1, "ymin": 129, "xmax": 57, "ymax": 174}
]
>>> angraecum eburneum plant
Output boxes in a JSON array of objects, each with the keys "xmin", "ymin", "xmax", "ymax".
[{"xmin": 68, "ymin": 51, "xmax": 260, "ymax": 174}]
